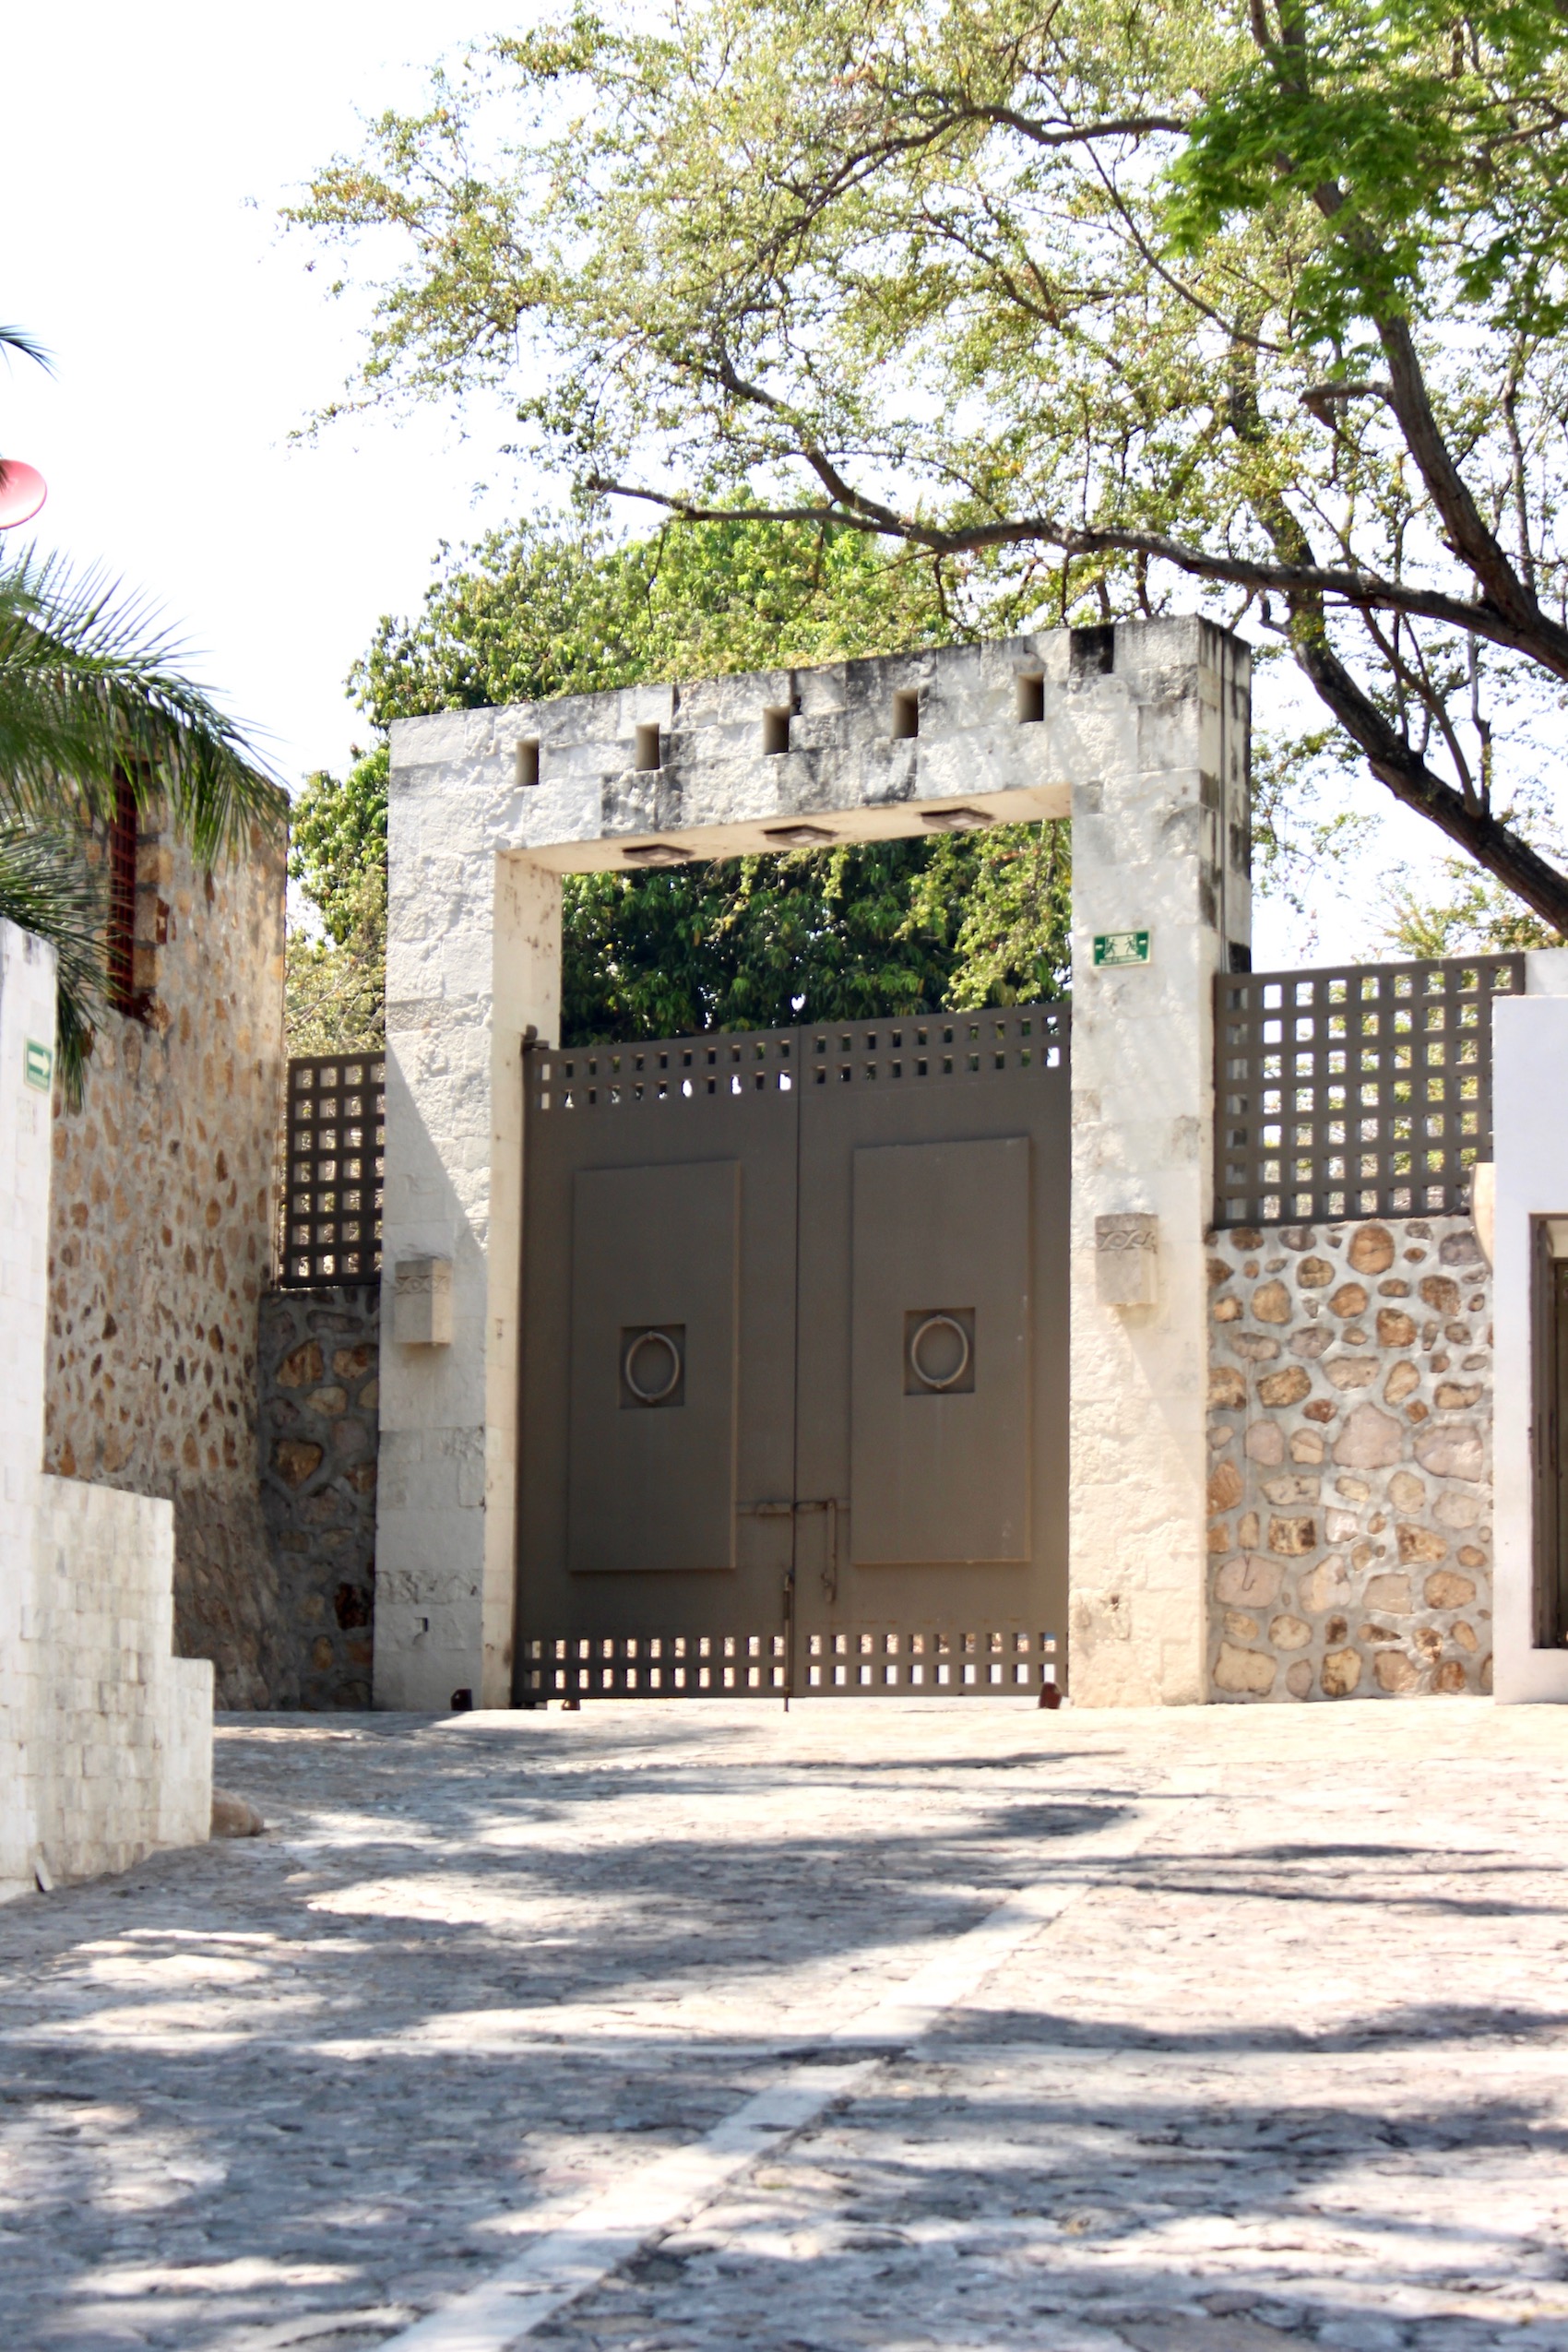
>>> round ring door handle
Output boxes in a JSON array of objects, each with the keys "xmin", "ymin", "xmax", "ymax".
[
  {"xmin": 909, "ymin": 1313, "xmax": 970, "ymax": 1392},
  {"xmin": 624, "ymin": 1328, "xmax": 682, "ymax": 1403}
]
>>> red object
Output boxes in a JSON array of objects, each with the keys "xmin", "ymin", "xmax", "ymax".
[{"xmin": 0, "ymin": 458, "xmax": 46, "ymax": 529}]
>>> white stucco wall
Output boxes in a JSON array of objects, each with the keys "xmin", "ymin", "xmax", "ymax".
[
  {"xmin": 0, "ymin": 921, "xmax": 211, "ymax": 1896},
  {"xmin": 376, "ymin": 618, "xmax": 1251, "ymax": 1709},
  {"xmin": 1491, "ymin": 971, "xmax": 1568, "ymax": 1703}
]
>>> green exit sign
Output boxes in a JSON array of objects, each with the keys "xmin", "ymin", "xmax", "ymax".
[
  {"xmin": 23, "ymin": 1039, "xmax": 53, "ymax": 1092},
  {"xmin": 1092, "ymin": 929, "xmax": 1151, "ymax": 968}
]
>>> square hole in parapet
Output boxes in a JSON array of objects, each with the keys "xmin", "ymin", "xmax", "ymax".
[
  {"xmin": 904, "ymin": 1308, "xmax": 976, "ymax": 1396},
  {"xmin": 620, "ymin": 1324, "xmax": 686, "ymax": 1408}
]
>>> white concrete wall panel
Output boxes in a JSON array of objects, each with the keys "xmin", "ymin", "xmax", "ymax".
[
  {"xmin": 0, "ymin": 923, "xmax": 57, "ymax": 1887},
  {"xmin": 1492, "ymin": 986, "xmax": 1568, "ymax": 1701}
]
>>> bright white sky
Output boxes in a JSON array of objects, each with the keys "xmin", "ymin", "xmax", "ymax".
[
  {"xmin": 1, "ymin": 2, "xmax": 517, "ymax": 795},
  {"xmin": 3, "ymin": 0, "xmax": 1439, "ymax": 966}
]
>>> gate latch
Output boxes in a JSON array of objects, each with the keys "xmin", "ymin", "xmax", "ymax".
[
  {"xmin": 736, "ymin": 1497, "xmax": 846, "ymax": 1599},
  {"xmin": 794, "ymin": 1498, "xmax": 842, "ymax": 1601}
]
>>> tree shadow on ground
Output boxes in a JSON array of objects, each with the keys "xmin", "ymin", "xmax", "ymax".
[{"xmin": 1, "ymin": 1713, "xmax": 1563, "ymax": 2350}]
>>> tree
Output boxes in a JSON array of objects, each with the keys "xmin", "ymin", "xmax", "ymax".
[
  {"xmin": 291, "ymin": 0, "xmax": 1568, "ymax": 933},
  {"xmin": 1, "ymin": 328, "xmax": 282, "ymax": 1092},
  {"xmin": 286, "ymin": 742, "xmax": 388, "ymax": 1052},
  {"xmin": 291, "ymin": 514, "xmax": 1069, "ymax": 1047},
  {"xmin": 290, "ymin": 741, "xmax": 388, "ymax": 947},
  {"xmin": 354, "ymin": 506, "xmax": 953, "ymax": 713}
]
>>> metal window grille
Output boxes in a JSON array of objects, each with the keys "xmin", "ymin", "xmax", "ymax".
[
  {"xmin": 279, "ymin": 1055, "xmax": 386, "ymax": 1286},
  {"xmin": 1215, "ymin": 954, "xmax": 1525, "ymax": 1229}
]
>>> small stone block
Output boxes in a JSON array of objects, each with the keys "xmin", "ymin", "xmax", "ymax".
[
  {"xmin": 1095, "ymin": 1212, "xmax": 1158, "ymax": 1307},
  {"xmin": 394, "ymin": 1255, "xmax": 453, "ymax": 1347}
]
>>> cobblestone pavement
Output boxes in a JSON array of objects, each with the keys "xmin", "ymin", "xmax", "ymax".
[{"xmin": 3, "ymin": 1698, "xmax": 1568, "ymax": 2350}]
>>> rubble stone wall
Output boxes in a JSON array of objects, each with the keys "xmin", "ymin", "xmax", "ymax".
[
  {"xmin": 1206, "ymin": 1215, "xmax": 1492, "ymax": 1702},
  {"xmin": 42, "ymin": 814, "xmax": 291, "ymax": 1708},
  {"xmin": 256, "ymin": 1288, "xmax": 379, "ymax": 1708}
]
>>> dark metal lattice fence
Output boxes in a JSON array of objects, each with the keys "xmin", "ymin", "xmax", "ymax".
[
  {"xmin": 278, "ymin": 1054, "xmax": 386, "ymax": 1287},
  {"xmin": 1215, "ymin": 955, "xmax": 1525, "ymax": 1229}
]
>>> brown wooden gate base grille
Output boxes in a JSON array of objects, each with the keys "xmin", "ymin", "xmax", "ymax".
[{"xmin": 521, "ymin": 1628, "xmax": 1060, "ymax": 1699}]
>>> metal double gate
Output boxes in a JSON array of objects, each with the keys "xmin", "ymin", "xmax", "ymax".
[{"xmin": 514, "ymin": 1004, "xmax": 1070, "ymax": 1702}]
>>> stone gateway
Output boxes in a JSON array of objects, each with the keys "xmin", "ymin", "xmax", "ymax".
[{"xmin": 377, "ymin": 617, "xmax": 1251, "ymax": 1710}]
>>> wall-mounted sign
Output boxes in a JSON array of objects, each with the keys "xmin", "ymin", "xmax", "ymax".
[
  {"xmin": 23, "ymin": 1038, "xmax": 53, "ymax": 1092},
  {"xmin": 1092, "ymin": 929, "xmax": 1151, "ymax": 968}
]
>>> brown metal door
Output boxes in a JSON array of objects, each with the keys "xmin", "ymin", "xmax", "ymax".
[
  {"xmin": 792, "ymin": 1007, "xmax": 1069, "ymax": 1696},
  {"xmin": 515, "ymin": 1029, "xmax": 801, "ymax": 1698},
  {"xmin": 514, "ymin": 1004, "xmax": 1069, "ymax": 1702}
]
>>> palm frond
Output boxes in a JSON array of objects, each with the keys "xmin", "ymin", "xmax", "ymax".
[
  {"xmin": 0, "ymin": 543, "xmax": 285, "ymax": 863},
  {"xmin": 0, "ymin": 325, "xmax": 51, "ymax": 372},
  {"xmin": 0, "ymin": 820, "xmax": 105, "ymax": 1107}
]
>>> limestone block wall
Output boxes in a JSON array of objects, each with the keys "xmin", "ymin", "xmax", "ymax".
[
  {"xmin": 21, "ymin": 1479, "xmax": 212, "ymax": 1882},
  {"xmin": 1206, "ymin": 1216, "xmax": 1492, "ymax": 1701},
  {"xmin": 42, "ymin": 814, "xmax": 291, "ymax": 1707},
  {"xmin": 256, "ymin": 1288, "xmax": 380, "ymax": 1708},
  {"xmin": 0, "ymin": 919, "xmax": 210, "ymax": 1898}
]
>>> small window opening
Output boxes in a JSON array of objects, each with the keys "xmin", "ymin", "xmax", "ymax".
[
  {"xmin": 892, "ymin": 690, "xmax": 920, "ymax": 740},
  {"xmin": 515, "ymin": 738, "xmax": 540, "ymax": 789},
  {"xmin": 635, "ymin": 722, "xmax": 662, "ymax": 772},
  {"xmin": 107, "ymin": 770, "xmax": 138, "ymax": 1016},
  {"xmin": 1016, "ymin": 672, "xmax": 1045, "ymax": 724},
  {"xmin": 762, "ymin": 707, "xmax": 790, "ymax": 755}
]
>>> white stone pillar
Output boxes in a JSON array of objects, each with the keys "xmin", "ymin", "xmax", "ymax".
[
  {"xmin": 1066, "ymin": 622, "xmax": 1252, "ymax": 1705},
  {"xmin": 374, "ymin": 709, "xmax": 562, "ymax": 1711}
]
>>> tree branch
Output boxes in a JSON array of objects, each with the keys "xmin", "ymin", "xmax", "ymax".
[
  {"xmin": 587, "ymin": 473, "xmax": 1568, "ymax": 674},
  {"xmin": 1293, "ymin": 624, "xmax": 1568, "ymax": 932},
  {"xmin": 1374, "ymin": 314, "xmax": 1544, "ymax": 632},
  {"xmin": 1300, "ymin": 378, "xmax": 1392, "ymax": 425}
]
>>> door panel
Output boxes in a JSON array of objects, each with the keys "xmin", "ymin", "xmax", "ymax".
[
  {"xmin": 792, "ymin": 1007, "xmax": 1069, "ymax": 1686},
  {"xmin": 850, "ymin": 1136, "xmax": 1030, "ymax": 1564},
  {"xmin": 567, "ymin": 1160, "xmax": 739, "ymax": 1574},
  {"xmin": 515, "ymin": 1028, "xmax": 800, "ymax": 1687}
]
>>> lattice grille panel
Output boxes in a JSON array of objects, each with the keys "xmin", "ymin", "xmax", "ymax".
[
  {"xmin": 536, "ymin": 1027, "xmax": 798, "ymax": 1113},
  {"xmin": 279, "ymin": 1054, "xmax": 386, "ymax": 1286},
  {"xmin": 520, "ymin": 1628, "xmax": 1060, "ymax": 1699},
  {"xmin": 809, "ymin": 1004, "xmax": 1067, "ymax": 1086},
  {"xmin": 1216, "ymin": 955, "xmax": 1523, "ymax": 1229},
  {"xmin": 533, "ymin": 1004, "xmax": 1068, "ymax": 1116}
]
